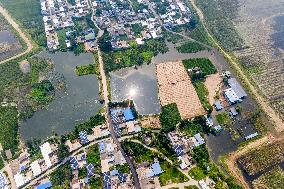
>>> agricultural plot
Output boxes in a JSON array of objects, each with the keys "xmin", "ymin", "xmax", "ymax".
[
  {"xmin": 252, "ymin": 166, "xmax": 284, "ymax": 189},
  {"xmin": 238, "ymin": 141, "xmax": 284, "ymax": 175},
  {"xmin": 156, "ymin": 61, "xmax": 205, "ymax": 119}
]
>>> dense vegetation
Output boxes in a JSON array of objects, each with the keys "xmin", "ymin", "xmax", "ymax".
[
  {"xmin": 176, "ymin": 41, "xmax": 208, "ymax": 53},
  {"xmin": 182, "ymin": 58, "xmax": 217, "ymax": 81},
  {"xmin": 102, "ymin": 37, "xmax": 168, "ymax": 73},
  {"xmin": 0, "ymin": 0, "xmax": 46, "ymax": 46},
  {"xmin": 190, "ymin": 145, "xmax": 242, "ymax": 189},
  {"xmin": 50, "ymin": 164, "xmax": 73, "ymax": 187},
  {"xmin": 75, "ymin": 64, "xmax": 97, "ymax": 76},
  {"xmin": 149, "ymin": 133, "xmax": 176, "ymax": 161},
  {"xmin": 159, "ymin": 103, "xmax": 181, "ymax": 133},
  {"xmin": 122, "ymin": 140, "xmax": 188, "ymax": 186},
  {"xmin": 29, "ymin": 80, "xmax": 54, "ymax": 105},
  {"xmin": 179, "ymin": 116, "xmax": 210, "ymax": 136},
  {"xmin": 159, "ymin": 160, "xmax": 189, "ymax": 186},
  {"xmin": 216, "ymin": 112, "xmax": 232, "ymax": 126},
  {"xmin": 67, "ymin": 113, "xmax": 106, "ymax": 140},
  {"xmin": 87, "ymin": 145, "xmax": 102, "ymax": 175},
  {"xmin": 111, "ymin": 164, "xmax": 130, "ymax": 174},
  {"xmin": 194, "ymin": 81, "xmax": 212, "ymax": 112},
  {"xmin": 182, "ymin": 58, "xmax": 217, "ymax": 112},
  {"xmin": 122, "ymin": 140, "xmax": 157, "ymax": 164},
  {"xmin": 0, "ymin": 106, "xmax": 18, "ymax": 155}
]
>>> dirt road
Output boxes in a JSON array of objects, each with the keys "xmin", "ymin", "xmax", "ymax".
[
  {"xmin": 224, "ymin": 134, "xmax": 284, "ymax": 189},
  {"xmin": 189, "ymin": 0, "xmax": 284, "ymax": 133},
  {"xmin": 0, "ymin": 5, "xmax": 33, "ymax": 64}
]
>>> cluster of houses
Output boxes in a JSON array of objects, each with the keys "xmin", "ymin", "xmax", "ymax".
[
  {"xmin": 110, "ymin": 106, "xmax": 141, "ymax": 136},
  {"xmin": 99, "ymin": 139, "xmax": 134, "ymax": 189},
  {"xmin": 212, "ymin": 71, "xmax": 258, "ymax": 140},
  {"xmin": 136, "ymin": 159, "xmax": 163, "ymax": 189},
  {"xmin": 40, "ymin": 0, "xmax": 91, "ymax": 50},
  {"xmin": 153, "ymin": 0, "xmax": 193, "ymax": 28},
  {"xmin": 93, "ymin": 0, "xmax": 162, "ymax": 49},
  {"xmin": 11, "ymin": 142, "xmax": 58, "ymax": 188},
  {"xmin": 168, "ymin": 131, "xmax": 205, "ymax": 170},
  {"xmin": 69, "ymin": 151, "xmax": 94, "ymax": 188},
  {"xmin": 65, "ymin": 123, "xmax": 110, "ymax": 152}
]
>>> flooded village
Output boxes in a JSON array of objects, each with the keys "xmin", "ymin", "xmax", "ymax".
[{"xmin": 0, "ymin": 0, "xmax": 283, "ymax": 188}]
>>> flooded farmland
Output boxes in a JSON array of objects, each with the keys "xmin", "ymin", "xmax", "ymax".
[
  {"xmin": 20, "ymin": 52, "xmax": 102, "ymax": 140},
  {"xmin": 110, "ymin": 64, "xmax": 161, "ymax": 115},
  {"xmin": 234, "ymin": 0, "xmax": 284, "ymax": 119},
  {"xmin": 0, "ymin": 29, "xmax": 22, "ymax": 61}
]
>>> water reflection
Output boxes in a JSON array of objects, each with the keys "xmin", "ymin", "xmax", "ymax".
[{"xmin": 110, "ymin": 64, "xmax": 161, "ymax": 115}]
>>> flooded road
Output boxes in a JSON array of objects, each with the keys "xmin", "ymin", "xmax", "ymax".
[{"xmin": 20, "ymin": 52, "xmax": 102, "ymax": 140}]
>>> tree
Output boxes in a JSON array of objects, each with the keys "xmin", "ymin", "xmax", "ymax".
[{"xmin": 160, "ymin": 103, "xmax": 181, "ymax": 133}]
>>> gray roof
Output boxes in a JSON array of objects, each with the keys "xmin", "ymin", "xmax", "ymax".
[{"xmin": 228, "ymin": 78, "xmax": 247, "ymax": 99}]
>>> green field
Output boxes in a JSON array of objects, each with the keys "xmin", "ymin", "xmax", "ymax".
[
  {"xmin": 182, "ymin": 58, "xmax": 217, "ymax": 80},
  {"xmin": 177, "ymin": 41, "xmax": 208, "ymax": 53},
  {"xmin": 160, "ymin": 103, "xmax": 181, "ymax": 133},
  {"xmin": 0, "ymin": 106, "xmax": 19, "ymax": 156}
]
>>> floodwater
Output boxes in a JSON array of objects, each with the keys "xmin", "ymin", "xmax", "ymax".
[
  {"xmin": 271, "ymin": 14, "xmax": 284, "ymax": 55},
  {"xmin": 0, "ymin": 30, "xmax": 22, "ymax": 61},
  {"xmin": 152, "ymin": 42, "xmax": 258, "ymax": 161},
  {"xmin": 110, "ymin": 64, "xmax": 161, "ymax": 115},
  {"xmin": 20, "ymin": 52, "xmax": 102, "ymax": 140}
]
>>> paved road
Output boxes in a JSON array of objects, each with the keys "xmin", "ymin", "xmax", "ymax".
[
  {"xmin": 108, "ymin": 118, "xmax": 141, "ymax": 189},
  {"xmin": 0, "ymin": 5, "xmax": 33, "ymax": 64},
  {"xmin": 92, "ymin": 4, "xmax": 141, "ymax": 187}
]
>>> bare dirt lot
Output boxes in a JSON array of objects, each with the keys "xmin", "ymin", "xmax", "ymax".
[
  {"xmin": 156, "ymin": 61, "xmax": 205, "ymax": 119},
  {"xmin": 204, "ymin": 73, "xmax": 222, "ymax": 105}
]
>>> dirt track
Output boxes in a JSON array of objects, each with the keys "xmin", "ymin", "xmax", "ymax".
[{"xmin": 0, "ymin": 5, "xmax": 33, "ymax": 64}]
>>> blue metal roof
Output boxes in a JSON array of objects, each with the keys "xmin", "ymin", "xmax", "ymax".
[
  {"xmin": 147, "ymin": 160, "xmax": 163, "ymax": 178},
  {"xmin": 35, "ymin": 182, "xmax": 52, "ymax": 189},
  {"xmin": 70, "ymin": 157, "xmax": 79, "ymax": 170},
  {"xmin": 0, "ymin": 173, "xmax": 6, "ymax": 188},
  {"xmin": 99, "ymin": 142, "xmax": 105, "ymax": 154},
  {"xmin": 103, "ymin": 172, "xmax": 111, "ymax": 189},
  {"xmin": 111, "ymin": 108, "xmax": 135, "ymax": 122},
  {"xmin": 79, "ymin": 131, "xmax": 89, "ymax": 144},
  {"xmin": 111, "ymin": 169, "xmax": 118, "ymax": 176},
  {"xmin": 173, "ymin": 144, "xmax": 185, "ymax": 156},
  {"xmin": 86, "ymin": 164, "xmax": 95, "ymax": 177},
  {"xmin": 123, "ymin": 108, "xmax": 135, "ymax": 121},
  {"xmin": 118, "ymin": 173, "xmax": 127, "ymax": 183}
]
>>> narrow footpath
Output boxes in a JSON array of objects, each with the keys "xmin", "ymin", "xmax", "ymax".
[{"xmin": 0, "ymin": 5, "xmax": 33, "ymax": 64}]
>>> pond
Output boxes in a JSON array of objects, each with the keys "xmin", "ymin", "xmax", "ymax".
[
  {"xmin": 20, "ymin": 52, "xmax": 102, "ymax": 140},
  {"xmin": 110, "ymin": 64, "xmax": 161, "ymax": 115}
]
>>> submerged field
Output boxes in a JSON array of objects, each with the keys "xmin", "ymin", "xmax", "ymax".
[{"xmin": 195, "ymin": 0, "xmax": 284, "ymax": 122}]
